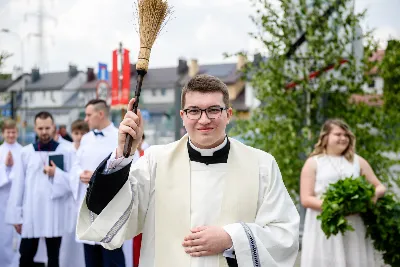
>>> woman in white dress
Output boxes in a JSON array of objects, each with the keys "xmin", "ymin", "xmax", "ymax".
[{"xmin": 300, "ymin": 119, "xmax": 386, "ymax": 267}]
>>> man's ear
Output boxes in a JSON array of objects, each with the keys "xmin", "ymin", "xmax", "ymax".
[{"xmin": 227, "ymin": 108, "xmax": 233, "ymax": 120}]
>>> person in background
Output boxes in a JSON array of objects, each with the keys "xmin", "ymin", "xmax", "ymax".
[
  {"xmin": 59, "ymin": 119, "xmax": 90, "ymax": 267},
  {"xmin": 0, "ymin": 119, "xmax": 22, "ymax": 267},
  {"xmin": 70, "ymin": 99, "xmax": 133, "ymax": 267},
  {"xmin": 70, "ymin": 120, "xmax": 89, "ymax": 152},
  {"xmin": 6, "ymin": 112, "xmax": 74, "ymax": 267},
  {"xmin": 300, "ymin": 119, "xmax": 386, "ymax": 267},
  {"xmin": 58, "ymin": 125, "xmax": 73, "ymax": 142},
  {"xmin": 53, "ymin": 125, "xmax": 72, "ymax": 146}
]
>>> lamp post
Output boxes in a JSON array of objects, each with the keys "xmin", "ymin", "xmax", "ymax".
[{"xmin": 0, "ymin": 29, "xmax": 24, "ymax": 72}]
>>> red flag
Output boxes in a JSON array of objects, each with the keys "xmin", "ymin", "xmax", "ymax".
[
  {"xmin": 121, "ymin": 49, "xmax": 130, "ymax": 105},
  {"xmin": 111, "ymin": 50, "xmax": 119, "ymax": 106}
]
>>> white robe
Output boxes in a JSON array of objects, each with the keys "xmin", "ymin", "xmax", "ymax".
[
  {"xmin": 6, "ymin": 142, "xmax": 74, "ymax": 238},
  {"xmin": 70, "ymin": 124, "xmax": 135, "ymax": 267},
  {"xmin": 0, "ymin": 142, "xmax": 22, "ymax": 267},
  {"xmin": 77, "ymin": 139, "xmax": 300, "ymax": 267}
]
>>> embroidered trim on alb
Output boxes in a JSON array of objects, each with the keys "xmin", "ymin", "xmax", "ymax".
[
  {"xmin": 239, "ymin": 222, "xmax": 260, "ymax": 267},
  {"xmin": 89, "ymin": 210, "xmax": 95, "ymax": 223},
  {"xmin": 89, "ymin": 179, "xmax": 135, "ymax": 243}
]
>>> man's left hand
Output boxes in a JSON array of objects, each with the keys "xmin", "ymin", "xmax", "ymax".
[
  {"xmin": 182, "ymin": 226, "xmax": 233, "ymax": 257},
  {"xmin": 44, "ymin": 161, "xmax": 56, "ymax": 177}
]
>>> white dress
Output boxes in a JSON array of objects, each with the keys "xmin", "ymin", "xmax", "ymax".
[{"xmin": 301, "ymin": 154, "xmax": 376, "ymax": 267}]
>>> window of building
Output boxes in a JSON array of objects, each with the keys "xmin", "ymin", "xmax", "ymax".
[
  {"xmin": 152, "ymin": 89, "xmax": 157, "ymax": 96},
  {"xmin": 161, "ymin": 88, "xmax": 166, "ymax": 96},
  {"xmin": 368, "ymin": 78, "xmax": 376, "ymax": 88}
]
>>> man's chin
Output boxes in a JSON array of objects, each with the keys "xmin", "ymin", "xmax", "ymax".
[
  {"xmin": 40, "ymin": 137, "xmax": 51, "ymax": 143},
  {"xmin": 192, "ymin": 135, "xmax": 222, "ymax": 148}
]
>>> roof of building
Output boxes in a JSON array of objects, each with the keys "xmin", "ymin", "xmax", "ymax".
[
  {"xmin": 0, "ymin": 79, "xmax": 13, "ymax": 92},
  {"xmin": 25, "ymin": 71, "xmax": 76, "ymax": 91},
  {"xmin": 350, "ymin": 94, "xmax": 383, "ymax": 107},
  {"xmin": 79, "ymin": 63, "xmax": 242, "ymax": 91}
]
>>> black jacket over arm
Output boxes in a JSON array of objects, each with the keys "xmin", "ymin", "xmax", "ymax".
[{"xmin": 86, "ymin": 154, "xmax": 132, "ymax": 215}]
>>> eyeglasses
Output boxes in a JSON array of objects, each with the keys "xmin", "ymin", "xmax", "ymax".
[{"xmin": 183, "ymin": 106, "xmax": 229, "ymax": 120}]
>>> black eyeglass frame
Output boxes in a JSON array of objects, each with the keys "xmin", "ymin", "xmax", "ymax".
[{"xmin": 182, "ymin": 106, "xmax": 229, "ymax": 120}]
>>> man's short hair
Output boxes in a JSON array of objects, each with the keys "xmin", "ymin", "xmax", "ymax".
[
  {"xmin": 59, "ymin": 124, "xmax": 67, "ymax": 130},
  {"xmin": 34, "ymin": 111, "xmax": 54, "ymax": 124},
  {"xmin": 181, "ymin": 74, "xmax": 230, "ymax": 108},
  {"xmin": 85, "ymin": 99, "xmax": 110, "ymax": 115},
  {"xmin": 1, "ymin": 119, "xmax": 17, "ymax": 132},
  {"xmin": 71, "ymin": 119, "xmax": 89, "ymax": 133}
]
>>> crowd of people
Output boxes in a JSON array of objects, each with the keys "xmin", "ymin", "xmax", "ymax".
[
  {"xmin": 0, "ymin": 99, "xmax": 148, "ymax": 267},
  {"xmin": 0, "ymin": 74, "xmax": 388, "ymax": 267}
]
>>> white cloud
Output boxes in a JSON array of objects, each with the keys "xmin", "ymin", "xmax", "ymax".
[{"xmin": 374, "ymin": 26, "xmax": 400, "ymax": 48}]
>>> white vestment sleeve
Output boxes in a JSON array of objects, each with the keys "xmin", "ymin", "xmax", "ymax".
[
  {"xmin": 5, "ymin": 150, "xmax": 26, "ymax": 225},
  {"xmin": 0, "ymin": 162, "xmax": 11, "ymax": 187},
  {"xmin": 105, "ymin": 149, "xmax": 136, "ymax": 173},
  {"xmin": 50, "ymin": 150, "xmax": 73, "ymax": 199},
  {"xmin": 223, "ymin": 157, "xmax": 300, "ymax": 267},
  {"xmin": 70, "ymin": 147, "xmax": 84, "ymax": 201},
  {"xmin": 76, "ymin": 152, "xmax": 152, "ymax": 250}
]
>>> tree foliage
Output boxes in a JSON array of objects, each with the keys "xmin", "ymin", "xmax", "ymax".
[
  {"xmin": 0, "ymin": 51, "xmax": 12, "ymax": 70},
  {"xmin": 233, "ymin": 0, "xmax": 400, "ymax": 201},
  {"xmin": 0, "ymin": 51, "xmax": 12, "ymax": 80}
]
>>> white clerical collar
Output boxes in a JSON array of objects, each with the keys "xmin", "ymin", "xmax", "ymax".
[{"xmin": 188, "ymin": 137, "xmax": 228, "ymax": 156}]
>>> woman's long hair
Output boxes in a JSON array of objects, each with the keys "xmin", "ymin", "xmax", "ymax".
[{"xmin": 310, "ymin": 119, "xmax": 356, "ymax": 162}]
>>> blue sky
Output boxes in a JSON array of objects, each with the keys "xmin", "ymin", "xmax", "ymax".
[{"xmin": 0, "ymin": 0, "xmax": 399, "ymax": 73}]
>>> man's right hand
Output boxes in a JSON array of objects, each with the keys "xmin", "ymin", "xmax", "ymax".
[
  {"xmin": 116, "ymin": 98, "xmax": 144, "ymax": 158},
  {"xmin": 14, "ymin": 224, "xmax": 22, "ymax": 234}
]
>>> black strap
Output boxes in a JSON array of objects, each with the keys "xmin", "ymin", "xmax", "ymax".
[{"xmin": 226, "ymin": 257, "xmax": 238, "ymax": 267}]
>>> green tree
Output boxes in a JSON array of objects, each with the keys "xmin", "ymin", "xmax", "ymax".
[
  {"xmin": 233, "ymin": 0, "xmax": 400, "ymax": 201},
  {"xmin": 0, "ymin": 51, "xmax": 12, "ymax": 80}
]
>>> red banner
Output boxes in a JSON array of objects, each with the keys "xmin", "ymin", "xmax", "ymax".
[
  {"xmin": 121, "ymin": 49, "xmax": 130, "ymax": 105},
  {"xmin": 111, "ymin": 50, "xmax": 119, "ymax": 106}
]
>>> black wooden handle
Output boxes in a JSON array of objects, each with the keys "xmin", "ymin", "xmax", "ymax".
[{"xmin": 123, "ymin": 71, "xmax": 146, "ymax": 158}]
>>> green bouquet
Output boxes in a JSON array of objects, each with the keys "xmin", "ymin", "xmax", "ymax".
[{"xmin": 317, "ymin": 176, "xmax": 400, "ymax": 266}]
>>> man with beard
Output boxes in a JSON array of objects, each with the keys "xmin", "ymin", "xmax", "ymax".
[{"xmin": 6, "ymin": 111, "xmax": 74, "ymax": 267}]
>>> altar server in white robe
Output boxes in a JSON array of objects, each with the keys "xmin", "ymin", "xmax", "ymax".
[
  {"xmin": 59, "ymin": 119, "xmax": 89, "ymax": 267},
  {"xmin": 77, "ymin": 75, "xmax": 300, "ymax": 267},
  {"xmin": 6, "ymin": 111, "xmax": 74, "ymax": 267},
  {"xmin": 0, "ymin": 119, "xmax": 22, "ymax": 267},
  {"xmin": 71, "ymin": 99, "xmax": 134, "ymax": 267}
]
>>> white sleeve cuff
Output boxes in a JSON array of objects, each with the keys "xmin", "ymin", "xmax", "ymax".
[
  {"xmin": 223, "ymin": 245, "xmax": 235, "ymax": 258},
  {"xmin": 104, "ymin": 149, "xmax": 134, "ymax": 174},
  {"xmin": 223, "ymin": 224, "xmax": 238, "ymax": 259}
]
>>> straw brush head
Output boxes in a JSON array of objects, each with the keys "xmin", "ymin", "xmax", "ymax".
[{"xmin": 134, "ymin": 0, "xmax": 172, "ymax": 72}]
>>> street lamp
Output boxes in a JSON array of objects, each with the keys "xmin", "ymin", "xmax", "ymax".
[{"xmin": 1, "ymin": 28, "xmax": 24, "ymax": 72}]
